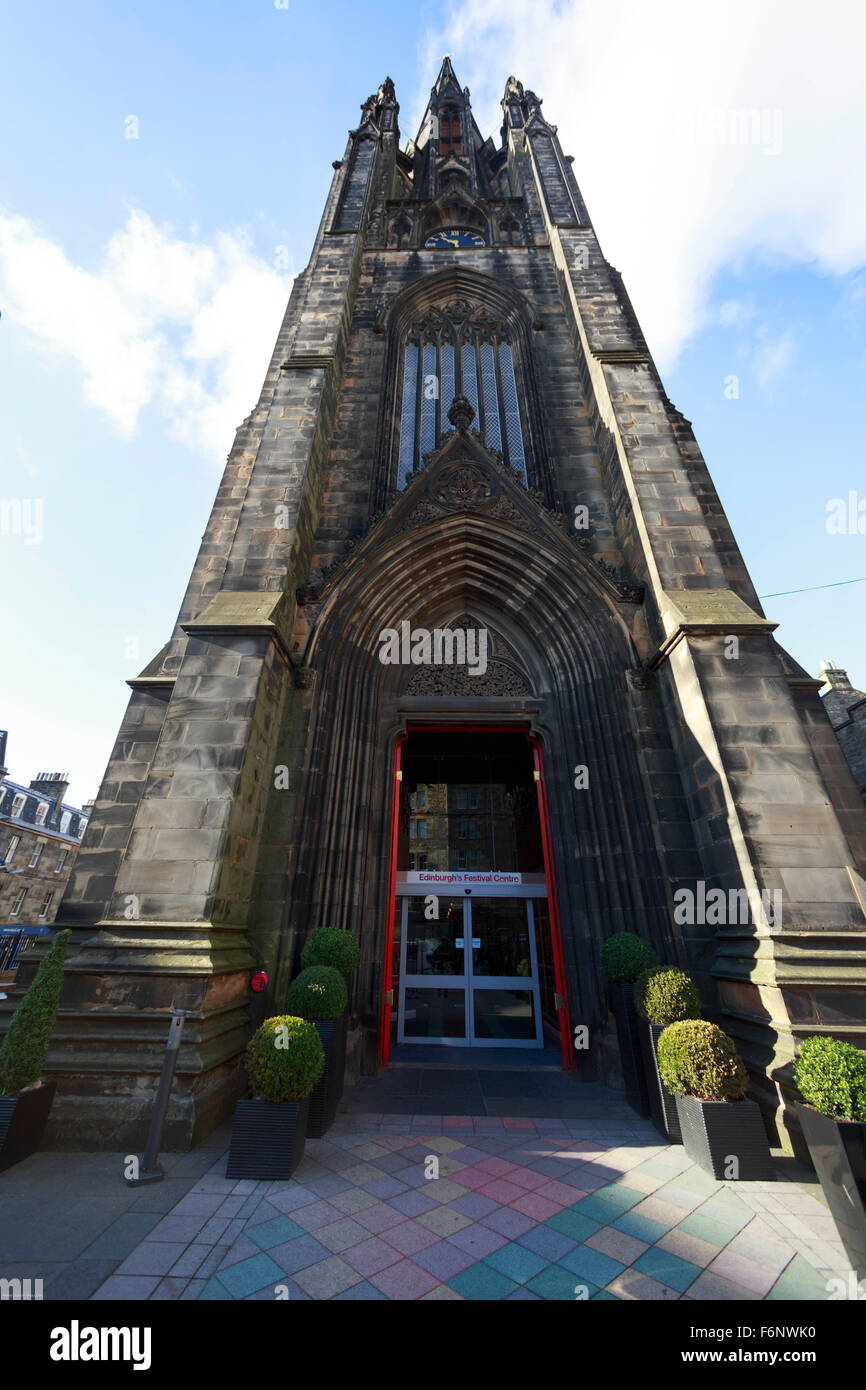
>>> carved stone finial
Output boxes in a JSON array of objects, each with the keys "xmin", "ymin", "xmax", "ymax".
[{"xmin": 447, "ymin": 395, "xmax": 476, "ymax": 432}]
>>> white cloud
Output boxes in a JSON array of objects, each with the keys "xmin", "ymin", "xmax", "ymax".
[
  {"xmin": 415, "ymin": 0, "xmax": 866, "ymax": 366},
  {"xmin": 717, "ymin": 299, "xmax": 756, "ymax": 328},
  {"xmin": 753, "ymin": 327, "xmax": 796, "ymax": 386},
  {"xmin": 0, "ymin": 208, "xmax": 292, "ymax": 456}
]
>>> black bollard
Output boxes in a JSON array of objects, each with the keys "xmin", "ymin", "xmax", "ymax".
[{"xmin": 125, "ymin": 1009, "xmax": 186, "ymax": 1185}]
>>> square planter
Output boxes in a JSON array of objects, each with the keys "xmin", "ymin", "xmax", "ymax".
[
  {"xmin": 639, "ymin": 1022, "xmax": 681, "ymax": 1142},
  {"xmin": 0, "ymin": 1081, "xmax": 56, "ymax": 1173},
  {"xmin": 307, "ymin": 1012, "xmax": 348, "ymax": 1139},
  {"xmin": 795, "ymin": 1100, "xmax": 866, "ymax": 1275},
  {"xmin": 225, "ymin": 1094, "xmax": 310, "ymax": 1181},
  {"xmin": 609, "ymin": 982, "xmax": 650, "ymax": 1116},
  {"xmin": 675, "ymin": 1092, "xmax": 774, "ymax": 1180}
]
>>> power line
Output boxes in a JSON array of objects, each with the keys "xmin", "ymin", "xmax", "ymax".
[{"xmin": 759, "ymin": 576, "xmax": 866, "ymax": 599}]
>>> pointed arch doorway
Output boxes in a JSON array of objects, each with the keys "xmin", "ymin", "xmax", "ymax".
[{"xmin": 380, "ymin": 725, "xmax": 574, "ymax": 1070}]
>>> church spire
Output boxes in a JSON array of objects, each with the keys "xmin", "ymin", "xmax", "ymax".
[{"xmin": 415, "ymin": 55, "xmax": 480, "ymax": 200}]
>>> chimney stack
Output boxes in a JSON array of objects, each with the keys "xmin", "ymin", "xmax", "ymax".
[{"xmin": 29, "ymin": 772, "xmax": 70, "ymax": 829}]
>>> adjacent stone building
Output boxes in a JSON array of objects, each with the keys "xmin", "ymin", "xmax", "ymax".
[
  {"xmin": 10, "ymin": 61, "xmax": 866, "ymax": 1155},
  {"xmin": 0, "ymin": 732, "xmax": 89, "ymax": 926},
  {"xmin": 819, "ymin": 661, "xmax": 866, "ymax": 805}
]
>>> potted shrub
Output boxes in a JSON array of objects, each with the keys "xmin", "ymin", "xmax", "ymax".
[
  {"xmin": 301, "ymin": 927, "xmax": 361, "ymax": 978},
  {"xmin": 285, "ymin": 966, "xmax": 348, "ymax": 1138},
  {"xmin": 634, "ymin": 966, "xmax": 701, "ymax": 1142},
  {"xmin": 226, "ymin": 1015, "xmax": 324, "ymax": 1180},
  {"xmin": 0, "ymin": 928, "xmax": 70, "ymax": 1172},
  {"xmin": 600, "ymin": 932, "xmax": 659, "ymax": 1116},
  {"xmin": 657, "ymin": 1020, "xmax": 774, "ymax": 1180},
  {"xmin": 793, "ymin": 1034, "xmax": 866, "ymax": 1274}
]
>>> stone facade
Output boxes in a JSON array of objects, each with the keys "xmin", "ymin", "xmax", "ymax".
[
  {"xmin": 8, "ymin": 62, "xmax": 866, "ymax": 1155},
  {"xmin": 819, "ymin": 661, "xmax": 866, "ymax": 804},
  {"xmin": 0, "ymin": 733, "xmax": 89, "ymax": 928}
]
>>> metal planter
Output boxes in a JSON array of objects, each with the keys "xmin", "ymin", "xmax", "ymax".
[
  {"xmin": 795, "ymin": 1100, "xmax": 866, "ymax": 1276},
  {"xmin": 0, "ymin": 1080, "xmax": 57, "ymax": 1173},
  {"xmin": 307, "ymin": 1012, "xmax": 348, "ymax": 1139},
  {"xmin": 675, "ymin": 1091, "xmax": 774, "ymax": 1180},
  {"xmin": 609, "ymin": 982, "xmax": 650, "ymax": 1116},
  {"xmin": 225, "ymin": 1095, "xmax": 310, "ymax": 1181},
  {"xmin": 640, "ymin": 1022, "xmax": 681, "ymax": 1142}
]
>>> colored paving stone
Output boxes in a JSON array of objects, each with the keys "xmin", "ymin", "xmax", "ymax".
[
  {"xmin": 73, "ymin": 1112, "xmax": 847, "ymax": 1303},
  {"xmin": 526, "ymin": 1264, "xmax": 599, "ymax": 1300},
  {"xmin": 447, "ymin": 1263, "xmax": 520, "ymax": 1300}
]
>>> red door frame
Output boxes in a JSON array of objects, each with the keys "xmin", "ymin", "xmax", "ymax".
[{"xmin": 379, "ymin": 724, "xmax": 574, "ymax": 1070}]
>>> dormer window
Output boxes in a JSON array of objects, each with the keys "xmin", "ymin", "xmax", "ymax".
[{"xmin": 439, "ymin": 110, "xmax": 462, "ymax": 158}]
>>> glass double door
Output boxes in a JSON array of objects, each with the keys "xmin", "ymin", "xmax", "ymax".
[{"xmin": 397, "ymin": 895, "xmax": 543, "ymax": 1046}]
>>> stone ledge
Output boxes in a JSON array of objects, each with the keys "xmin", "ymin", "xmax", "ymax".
[{"xmin": 181, "ymin": 590, "xmax": 293, "ymax": 662}]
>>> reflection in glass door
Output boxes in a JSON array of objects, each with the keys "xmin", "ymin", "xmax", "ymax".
[
  {"xmin": 399, "ymin": 897, "xmax": 467, "ymax": 1042},
  {"xmin": 470, "ymin": 898, "xmax": 542, "ymax": 1045},
  {"xmin": 397, "ymin": 895, "xmax": 543, "ymax": 1046}
]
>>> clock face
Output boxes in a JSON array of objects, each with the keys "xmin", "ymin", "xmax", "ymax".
[{"xmin": 424, "ymin": 228, "xmax": 486, "ymax": 249}]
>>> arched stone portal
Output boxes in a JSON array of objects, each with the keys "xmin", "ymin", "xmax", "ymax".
[{"xmin": 281, "ymin": 420, "xmax": 675, "ymax": 1079}]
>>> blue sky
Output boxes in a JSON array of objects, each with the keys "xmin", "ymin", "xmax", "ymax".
[{"xmin": 1, "ymin": 0, "xmax": 865, "ymax": 805}]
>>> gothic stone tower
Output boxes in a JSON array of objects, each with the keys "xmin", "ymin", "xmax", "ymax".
[{"xmin": 25, "ymin": 60, "xmax": 866, "ymax": 1153}]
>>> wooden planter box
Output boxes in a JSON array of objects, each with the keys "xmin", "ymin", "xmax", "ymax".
[
  {"xmin": 675, "ymin": 1092, "xmax": 774, "ymax": 1180},
  {"xmin": 0, "ymin": 1080, "xmax": 56, "ymax": 1173},
  {"xmin": 307, "ymin": 1013, "xmax": 348, "ymax": 1140},
  {"xmin": 609, "ymin": 983, "xmax": 650, "ymax": 1117},
  {"xmin": 639, "ymin": 1022, "xmax": 681, "ymax": 1142},
  {"xmin": 795, "ymin": 1101, "xmax": 866, "ymax": 1275},
  {"xmin": 225, "ymin": 1095, "xmax": 310, "ymax": 1181}
]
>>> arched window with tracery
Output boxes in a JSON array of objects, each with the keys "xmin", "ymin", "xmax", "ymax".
[{"xmin": 396, "ymin": 300, "xmax": 528, "ymax": 489}]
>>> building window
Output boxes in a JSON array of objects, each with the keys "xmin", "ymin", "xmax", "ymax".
[
  {"xmin": 39, "ymin": 892, "xmax": 54, "ymax": 919},
  {"xmin": 417, "ymin": 853, "xmax": 427, "ymax": 870},
  {"xmin": 396, "ymin": 301, "xmax": 527, "ymax": 488},
  {"xmin": 35, "ymin": 803, "xmax": 48, "ymax": 825},
  {"xmin": 469, "ymin": 790, "xmax": 479, "ymax": 810},
  {"xmin": 409, "ymin": 790, "xmax": 427, "ymax": 811},
  {"xmin": 458, "ymin": 820, "xmax": 468, "ymax": 840},
  {"xmin": 11, "ymin": 794, "xmax": 25, "ymax": 818},
  {"xmin": 469, "ymin": 820, "xmax": 480, "ymax": 839},
  {"xmin": 29, "ymin": 842, "xmax": 45, "ymax": 868},
  {"xmin": 3, "ymin": 834, "xmax": 20, "ymax": 865},
  {"xmin": 56, "ymin": 849, "xmax": 68, "ymax": 873},
  {"xmin": 439, "ymin": 110, "xmax": 462, "ymax": 158},
  {"xmin": 60, "ymin": 811, "xmax": 71, "ymax": 834},
  {"xmin": 416, "ymin": 819, "xmax": 427, "ymax": 839},
  {"xmin": 457, "ymin": 849, "xmax": 467, "ymax": 868},
  {"xmin": 11, "ymin": 889, "xmax": 27, "ymax": 917}
]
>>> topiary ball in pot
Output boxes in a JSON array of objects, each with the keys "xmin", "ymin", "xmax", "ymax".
[
  {"xmin": 794, "ymin": 1035, "xmax": 866, "ymax": 1121},
  {"xmin": 245, "ymin": 1016, "xmax": 324, "ymax": 1102},
  {"xmin": 286, "ymin": 966, "xmax": 347, "ymax": 1021},
  {"xmin": 600, "ymin": 932, "xmax": 659, "ymax": 984},
  {"xmin": 300, "ymin": 928, "xmax": 360, "ymax": 978},
  {"xmin": 657, "ymin": 1020, "xmax": 748, "ymax": 1101},
  {"xmin": 635, "ymin": 966, "xmax": 701, "ymax": 1026}
]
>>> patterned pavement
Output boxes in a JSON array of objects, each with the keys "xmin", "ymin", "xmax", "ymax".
[{"xmin": 91, "ymin": 1112, "xmax": 852, "ymax": 1301}]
